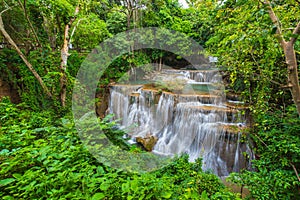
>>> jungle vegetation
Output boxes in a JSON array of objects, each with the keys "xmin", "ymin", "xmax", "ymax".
[{"xmin": 0, "ymin": 0, "xmax": 299, "ymax": 199}]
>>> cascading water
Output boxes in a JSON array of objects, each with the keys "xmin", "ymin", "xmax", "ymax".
[{"xmin": 108, "ymin": 68, "xmax": 254, "ymax": 176}]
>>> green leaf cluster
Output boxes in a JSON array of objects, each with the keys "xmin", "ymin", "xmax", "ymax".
[
  {"xmin": 228, "ymin": 106, "xmax": 300, "ymax": 199},
  {"xmin": 0, "ymin": 100, "xmax": 240, "ymax": 199}
]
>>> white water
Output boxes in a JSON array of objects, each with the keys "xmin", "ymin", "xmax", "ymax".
[{"xmin": 108, "ymin": 69, "xmax": 254, "ymax": 176}]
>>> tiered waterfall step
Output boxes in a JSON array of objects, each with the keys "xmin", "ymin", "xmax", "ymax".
[
  {"xmin": 113, "ymin": 84, "xmax": 246, "ymax": 123},
  {"xmin": 108, "ymin": 67, "xmax": 253, "ymax": 177}
]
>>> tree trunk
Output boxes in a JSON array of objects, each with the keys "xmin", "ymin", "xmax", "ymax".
[
  {"xmin": 284, "ymin": 41, "xmax": 300, "ymax": 114},
  {"xmin": 264, "ymin": 1, "xmax": 300, "ymax": 115},
  {"xmin": 0, "ymin": 8, "xmax": 52, "ymax": 98},
  {"xmin": 159, "ymin": 56, "xmax": 162, "ymax": 71},
  {"xmin": 60, "ymin": 25, "xmax": 70, "ymax": 107},
  {"xmin": 59, "ymin": 6, "xmax": 79, "ymax": 107}
]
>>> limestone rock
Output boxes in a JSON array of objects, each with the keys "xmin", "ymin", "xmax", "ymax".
[{"xmin": 135, "ymin": 134, "xmax": 158, "ymax": 151}]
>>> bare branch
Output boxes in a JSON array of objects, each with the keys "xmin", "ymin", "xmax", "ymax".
[
  {"xmin": 70, "ymin": 18, "xmax": 85, "ymax": 44},
  {"xmin": 291, "ymin": 163, "xmax": 300, "ymax": 182},
  {"xmin": 3, "ymin": 0, "xmax": 9, "ymax": 7},
  {"xmin": 292, "ymin": 22, "xmax": 300, "ymax": 35},
  {"xmin": 253, "ymin": 132, "xmax": 268, "ymax": 148},
  {"xmin": 0, "ymin": 6, "xmax": 14, "ymax": 15}
]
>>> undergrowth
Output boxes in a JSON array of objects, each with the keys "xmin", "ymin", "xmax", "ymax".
[
  {"xmin": 228, "ymin": 106, "xmax": 300, "ymax": 199},
  {"xmin": 0, "ymin": 99, "xmax": 240, "ymax": 199}
]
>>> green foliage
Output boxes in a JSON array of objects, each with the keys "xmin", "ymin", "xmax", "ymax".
[
  {"xmin": 37, "ymin": 0, "xmax": 75, "ymax": 23},
  {"xmin": 102, "ymin": 51, "xmax": 153, "ymax": 84},
  {"xmin": 106, "ymin": 7, "xmax": 127, "ymax": 34},
  {"xmin": 1, "ymin": 0, "xmax": 209, "ymax": 109},
  {"xmin": 101, "ymin": 114, "xmax": 131, "ymax": 150},
  {"xmin": 193, "ymin": 1, "xmax": 300, "ymax": 199},
  {"xmin": 228, "ymin": 106, "xmax": 300, "ymax": 199},
  {"xmin": 205, "ymin": 0, "xmax": 298, "ymax": 114},
  {"xmin": 72, "ymin": 13, "xmax": 111, "ymax": 49},
  {"xmin": 0, "ymin": 48, "xmax": 85, "ymax": 111},
  {"xmin": 67, "ymin": 51, "xmax": 86, "ymax": 77},
  {"xmin": 2, "ymin": 0, "xmax": 300, "ymax": 199},
  {"xmin": 0, "ymin": 101, "xmax": 240, "ymax": 199},
  {"xmin": 0, "ymin": 49, "xmax": 50, "ymax": 109}
]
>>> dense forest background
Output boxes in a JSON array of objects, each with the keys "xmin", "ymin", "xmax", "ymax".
[{"xmin": 0, "ymin": 0, "xmax": 299, "ymax": 199}]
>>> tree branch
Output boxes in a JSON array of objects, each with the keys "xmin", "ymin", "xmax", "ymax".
[
  {"xmin": 0, "ymin": 7, "xmax": 52, "ymax": 98},
  {"xmin": 69, "ymin": 18, "xmax": 85, "ymax": 45},
  {"xmin": 263, "ymin": 0, "xmax": 286, "ymax": 45},
  {"xmin": 291, "ymin": 163, "xmax": 300, "ymax": 182},
  {"xmin": 290, "ymin": 22, "xmax": 300, "ymax": 45},
  {"xmin": 0, "ymin": 6, "xmax": 13, "ymax": 15}
]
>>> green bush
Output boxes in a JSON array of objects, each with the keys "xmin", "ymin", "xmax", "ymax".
[
  {"xmin": 0, "ymin": 100, "xmax": 240, "ymax": 199},
  {"xmin": 228, "ymin": 106, "xmax": 300, "ymax": 199}
]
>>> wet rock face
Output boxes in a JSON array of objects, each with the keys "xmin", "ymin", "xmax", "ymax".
[
  {"xmin": 95, "ymin": 87, "xmax": 110, "ymax": 118},
  {"xmin": 136, "ymin": 134, "xmax": 158, "ymax": 151}
]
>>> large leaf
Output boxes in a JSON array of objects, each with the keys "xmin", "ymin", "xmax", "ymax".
[
  {"xmin": 92, "ymin": 193, "xmax": 105, "ymax": 200},
  {"xmin": 0, "ymin": 178, "xmax": 15, "ymax": 186}
]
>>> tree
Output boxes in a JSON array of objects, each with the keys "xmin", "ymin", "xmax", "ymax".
[
  {"xmin": 206, "ymin": 0, "xmax": 299, "ymax": 115},
  {"xmin": 0, "ymin": 6, "xmax": 52, "ymax": 98},
  {"xmin": 202, "ymin": 1, "xmax": 300, "ymax": 197},
  {"xmin": 264, "ymin": 0, "xmax": 300, "ymax": 115},
  {"xmin": 59, "ymin": 5, "xmax": 80, "ymax": 107},
  {"xmin": 0, "ymin": 0, "xmax": 112, "ymax": 107}
]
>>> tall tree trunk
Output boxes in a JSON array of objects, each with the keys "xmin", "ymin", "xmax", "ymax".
[
  {"xmin": 0, "ymin": 8, "xmax": 52, "ymax": 98},
  {"xmin": 284, "ymin": 41, "xmax": 300, "ymax": 114},
  {"xmin": 59, "ymin": 6, "xmax": 79, "ymax": 107},
  {"xmin": 264, "ymin": 1, "xmax": 300, "ymax": 115}
]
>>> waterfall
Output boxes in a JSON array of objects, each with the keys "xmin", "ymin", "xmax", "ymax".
[{"xmin": 108, "ymin": 68, "xmax": 254, "ymax": 176}]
